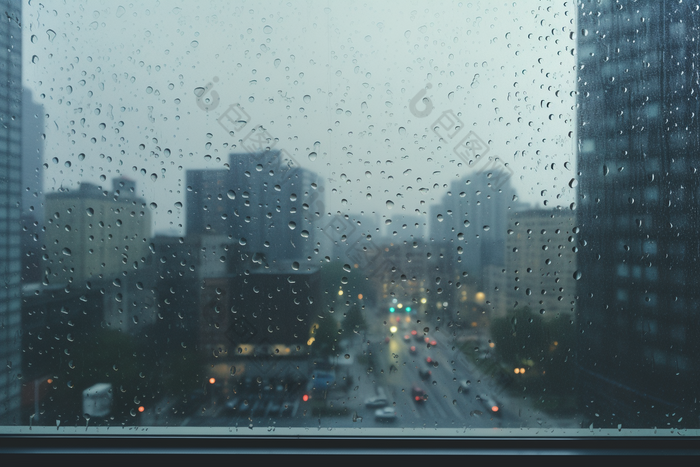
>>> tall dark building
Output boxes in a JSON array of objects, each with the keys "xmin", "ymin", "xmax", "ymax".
[
  {"xmin": 0, "ymin": 0, "xmax": 22, "ymax": 423},
  {"xmin": 577, "ymin": 0, "xmax": 700, "ymax": 428},
  {"xmin": 186, "ymin": 151, "xmax": 323, "ymax": 264}
]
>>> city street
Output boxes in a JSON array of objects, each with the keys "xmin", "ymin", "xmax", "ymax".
[{"xmin": 152, "ymin": 314, "xmax": 581, "ymax": 430}]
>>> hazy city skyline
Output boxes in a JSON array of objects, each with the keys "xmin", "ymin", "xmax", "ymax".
[{"xmin": 22, "ymin": 1, "xmax": 576, "ymax": 236}]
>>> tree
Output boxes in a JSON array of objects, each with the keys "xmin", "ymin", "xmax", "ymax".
[
  {"xmin": 340, "ymin": 306, "xmax": 366, "ymax": 340},
  {"xmin": 490, "ymin": 307, "xmax": 575, "ymax": 395},
  {"xmin": 309, "ymin": 315, "xmax": 339, "ymax": 357}
]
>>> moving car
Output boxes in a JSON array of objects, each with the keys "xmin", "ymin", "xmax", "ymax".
[
  {"xmin": 425, "ymin": 356, "xmax": 438, "ymax": 367},
  {"xmin": 411, "ymin": 386, "xmax": 427, "ymax": 402},
  {"xmin": 476, "ymin": 394, "xmax": 502, "ymax": 416},
  {"xmin": 374, "ymin": 407, "xmax": 397, "ymax": 422},
  {"xmin": 365, "ymin": 396, "xmax": 388, "ymax": 408}
]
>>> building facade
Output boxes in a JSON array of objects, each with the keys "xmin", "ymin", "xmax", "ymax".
[
  {"xmin": 577, "ymin": 0, "xmax": 700, "ymax": 428},
  {"xmin": 0, "ymin": 0, "xmax": 22, "ymax": 423},
  {"xmin": 186, "ymin": 151, "xmax": 324, "ymax": 265},
  {"xmin": 503, "ymin": 209, "xmax": 577, "ymax": 320},
  {"xmin": 43, "ymin": 178, "xmax": 152, "ymax": 286}
]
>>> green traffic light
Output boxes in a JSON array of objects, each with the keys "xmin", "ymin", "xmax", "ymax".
[
  {"xmin": 406, "ymin": 307, "xmax": 411, "ymax": 312},
  {"xmin": 389, "ymin": 307, "xmax": 395, "ymax": 313}
]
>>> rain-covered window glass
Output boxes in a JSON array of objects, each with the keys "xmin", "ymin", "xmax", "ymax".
[{"xmin": 1, "ymin": 0, "xmax": 699, "ymax": 438}]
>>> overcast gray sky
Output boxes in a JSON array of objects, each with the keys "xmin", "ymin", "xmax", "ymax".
[{"xmin": 23, "ymin": 0, "xmax": 577, "ymax": 236}]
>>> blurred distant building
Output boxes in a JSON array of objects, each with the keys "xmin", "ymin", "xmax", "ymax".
[
  {"xmin": 20, "ymin": 88, "xmax": 45, "ymax": 283},
  {"xmin": 151, "ymin": 235, "xmax": 201, "ymax": 350},
  {"xmin": 185, "ymin": 153, "xmax": 325, "ymax": 372},
  {"xmin": 21, "ymin": 88, "xmax": 44, "ymax": 221},
  {"xmin": 482, "ymin": 264, "xmax": 507, "ymax": 316},
  {"xmin": 429, "ymin": 171, "xmax": 524, "ymax": 290},
  {"xmin": 322, "ymin": 211, "xmax": 380, "ymax": 265},
  {"xmin": 381, "ymin": 213, "xmax": 428, "ymax": 242},
  {"xmin": 43, "ymin": 177, "xmax": 152, "ymax": 286},
  {"xmin": 20, "ymin": 283, "xmax": 103, "ymax": 421},
  {"xmin": 186, "ymin": 151, "xmax": 323, "ymax": 264},
  {"xmin": 197, "ymin": 260, "xmax": 322, "ymax": 366},
  {"xmin": 502, "ymin": 209, "xmax": 577, "ymax": 319}
]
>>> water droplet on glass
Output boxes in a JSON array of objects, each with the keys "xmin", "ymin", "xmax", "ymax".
[
  {"xmin": 47, "ymin": 29, "xmax": 56, "ymax": 41},
  {"xmin": 191, "ymin": 40, "xmax": 199, "ymax": 48},
  {"xmin": 386, "ymin": 200, "xmax": 394, "ymax": 209},
  {"xmin": 288, "ymin": 221, "xmax": 296, "ymax": 230},
  {"xmin": 149, "ymin": 202, "xmax": 157, "ymax": 209},
  {"xmin": 573, "ymin": 271, "xmax": 582, "ymax": 280},
  {"xmin": 308, "ymin": 152, "xmax": 317, "ymax": 161},
  {"xmin": 303, "ymin": 95, "xmax": 311, "ymax": 103},
  {"xmin": 292, "ymin": 262, "xmax": 300, "ymax": 271},
  {"xmin": 150, "ymin": 173, "xmax": 157, "ymax": 182},
  {"xmin": 264, "ymin": 25, "xmax": 273, "ymax": 34},
  {"xmin": 62, "ymin": 248, "xmax": 72, "ymax": 256}
]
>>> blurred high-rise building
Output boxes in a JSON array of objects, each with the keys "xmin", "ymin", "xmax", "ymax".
[
  {"xmin": 21, "ymin": 88, "xmax": 44, "ymax": 220},
  {"xmin": 577, "ymin": 0, "xmax": 700, "ymax": 428},
  {"xmin": 186, "ymin": 151, "xmax": 324, "ymax": 264},
  {"xmin": 185, "ymin": 152, "xmax": 325, "ymax": 361},
  {"xmin": 430, "ymin": 171, "xmax": 523, "ymax": 288},
  {"xmin": 43, "ymin": 178, "xmax": 152, "ymax": 286},
  {"xmin": 0, "ymin": 0, "xmax": 22, "ymax": 423},
  {"xmin": 502, "ymin": 209, "xmax": 577, "ymax": 320}
]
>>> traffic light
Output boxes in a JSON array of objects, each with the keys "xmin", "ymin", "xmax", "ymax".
[
  {"xmin": 389, "ymin": 307, "xmax": 395, "ymax": 313},
  {"xmin": 406, "ymin": 307, "xmax": 411, "ymax": 312}
]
